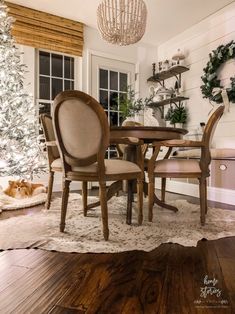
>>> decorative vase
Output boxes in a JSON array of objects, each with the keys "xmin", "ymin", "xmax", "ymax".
[{"xmin": 135, "ymin": 111, "xmax": 144, "ymax": 125}]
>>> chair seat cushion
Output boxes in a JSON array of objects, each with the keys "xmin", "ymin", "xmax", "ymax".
[
  {"xmin": 51, "ymin": 158, "xmax": 62, "ymax": 169},
  {"xmin": 72, "ymin": 159, "xmax": 141, "ymax": 175},
  {"xmin": 154, "ymin": 159, "xmax": 201, "ymax": 174}
]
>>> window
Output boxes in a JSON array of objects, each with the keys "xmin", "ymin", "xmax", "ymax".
[
  {"xmin": 38, "ymin": 51, "xmax": 75, "ymax": 115},
  {"xmin": 99, "ymin": 68, "xmax": 128, "ymax": 158}
]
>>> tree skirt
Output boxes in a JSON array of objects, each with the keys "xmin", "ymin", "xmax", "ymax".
[
  {"xmin": 0, "ymin": 193, "xmax": 235, "ymax": 253},
  {"xmin": 0, "ymin": 193, "xmax": 46, "ymax": 211}
]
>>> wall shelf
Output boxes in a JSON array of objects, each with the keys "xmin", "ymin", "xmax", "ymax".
[
  {"xmin": 147, "ymin": 65, "xmax": 189, "ymax": 83},
  {"xmin": 148, "ymin": 96, "xmax": 189, "ymax": 108}
]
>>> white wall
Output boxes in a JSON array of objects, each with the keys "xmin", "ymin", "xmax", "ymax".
[
  {"xmin": 158, "ymin": 2, "xmax": 235, "ymax": 149},
  {"xmin": 156, "ymin": 2, "xmax": 235, "ymax": 204}
]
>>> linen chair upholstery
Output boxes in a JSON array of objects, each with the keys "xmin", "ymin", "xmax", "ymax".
[
  {"xmin": 40, "ymin": 114, "xmax": 61, "ymax": 209},
  {"xmin": 53, "ymin": 90, "xmax": 144, "ymax": 241},
  {"xmin": 148, "ymin": 105, "xmax": 225, "ymax": 225}
]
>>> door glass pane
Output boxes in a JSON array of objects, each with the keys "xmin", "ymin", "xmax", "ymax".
[
  {"xmin": 40, "ymin": 76, "xmax": 50, "ymax": 100},
  {"xmin": 52, "ymin": 78, "xmax": 63, "ymax": 99},
  {"xmin": 39, "ymin": 51, "xmax": 50, "ymax": 76},
  {"xmin": 120, "ymin": 72, "xmax": 128, "ymax": 91},
  {"xmin": 110, "ymin": 92, "xmax": 118, "ymax": 110},
  {"xmin": 99, "ymin": 90, "xmax": 108, "ymax": 110},
  {"xmin": 110, "ymin": 71, "xmax": 118, "ymax": 91},
  {"xmin": 52, "ymin": 54, "xmax": 63, "ymax": 77},
  {"xmin": 110, "ymin": 146, "xmax": 117, "ymax": 158},
  {"xmin": 110, "ymin": 111, "xmax": 118, "ymax": 126},
  {"xmin": 99, "ymin": 69, "xmax": 108, "ymax": 89}
]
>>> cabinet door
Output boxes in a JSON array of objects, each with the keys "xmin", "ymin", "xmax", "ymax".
[{"xmin": 210, "ymin": 160, "xmax": 235, "ymax": 190}]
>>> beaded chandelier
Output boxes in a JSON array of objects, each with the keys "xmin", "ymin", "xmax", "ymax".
[{"xmin": 97, "ymin": 0, "xmax": 147, "ymax": 46}]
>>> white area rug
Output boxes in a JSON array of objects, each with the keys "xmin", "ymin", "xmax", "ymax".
[{"xmin": 0, "ymin": 193, "xmax": 235, "ymax": 253}]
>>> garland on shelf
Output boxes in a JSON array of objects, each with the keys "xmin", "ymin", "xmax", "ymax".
[{"xmin": 201, "ymin": 40, "xmax": 235, "ymax": 104}]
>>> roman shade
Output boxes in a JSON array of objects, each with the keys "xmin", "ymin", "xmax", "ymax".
[{"xmin": 6, "ymin": 1, "xmax": 84, "ymax": 56}]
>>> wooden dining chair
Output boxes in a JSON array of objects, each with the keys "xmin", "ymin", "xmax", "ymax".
[
  {"xmin": 40, "ymin": 114, "xmax": 62, "ymax": 209},
  {"xmin": 147, "ymin": 105, "xmax": 225, "ymax": 225},
  {"xmin": 53, "ymin": 90, "xmax": 144, "ymax": 241}
]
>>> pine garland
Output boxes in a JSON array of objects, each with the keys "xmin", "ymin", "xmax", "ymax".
[{"xmin": 201, "ymin": 40, "xmax": 235, "ymax": 104}]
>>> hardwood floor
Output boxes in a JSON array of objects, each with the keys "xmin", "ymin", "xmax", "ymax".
[
  {"xmin": 0, "ymin": 237, "xmax": 234, "ymax": 313},
  {"xmin": 0, "ymin": 190, "xmax": 234, "ymax": 313}
]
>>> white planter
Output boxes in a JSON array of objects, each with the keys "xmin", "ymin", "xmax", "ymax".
[
  {"xmin": 175, "ymin": 123, "xmax": 183, "ymax": 128},
  {"xmin": 165, "ymin": 120, "xmax": 172, "ymax": 127}
]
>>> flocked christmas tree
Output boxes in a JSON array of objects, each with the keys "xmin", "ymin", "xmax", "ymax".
[{"xmin": 0, "ymin": 0, "xmax": 45, "ymax": 178}]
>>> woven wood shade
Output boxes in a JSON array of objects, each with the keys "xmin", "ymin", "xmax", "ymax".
[{"xmin": 6, "ymin": 1, "xmax": 84, "ymax": 56}]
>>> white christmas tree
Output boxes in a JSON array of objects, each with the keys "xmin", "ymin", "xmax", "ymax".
[{"xmin": 0, "ymin": 0, "xmax": 45, "ymax": 178}]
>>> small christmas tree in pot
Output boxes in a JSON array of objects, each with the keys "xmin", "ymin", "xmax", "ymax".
[
  {"xmin": 164, "ymin": 106, "xmax": 174, "ymax": 127},
  {"xmin": 170, "ymin": 103, "xmax": 188, "ymax": 128},
  {"xmin": 0, "ymin": 0, "xmax": 45, "ymax": 180}
]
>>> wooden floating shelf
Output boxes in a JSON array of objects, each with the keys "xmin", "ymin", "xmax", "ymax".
[
  {"xmin": 147, "ymin": 65, "xmax": 189, "ymax": 82},
  {"xmin": 148, "ymin": 96, "xmax": 189, "ymax": 108}
]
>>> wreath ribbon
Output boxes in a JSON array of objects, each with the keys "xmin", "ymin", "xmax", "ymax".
[{"xmin": 212, "ymin": 88, "xmax": 230, "ymax": 112}]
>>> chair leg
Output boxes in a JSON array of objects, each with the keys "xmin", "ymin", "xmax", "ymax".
[
  {"xmin": 99, "ymin": 182, "xmax": 109, "ymax": 241},
  {"xmin": 46, "ymin": 171, "xmax": 54, "ymax": 210},
  {"xmin": 137, "ymin": 178, "xmax": 143, "ymax": 225},
  {"xmin": 199, "ymin": 178, "xmax": 206, "ymax": 226},
  {"xmin": 205, "ymin": 183, "xmax": 208, "ymax": 215},
  {"xmin": 82, "ymin": 181, "xmax": 88, "ymax": 217},
  {"xmin": 148, "ymin": 176, "xmax": 155, "ymax": 222},
  {"xmin": 60, "ymin": 179, "xmax": 71, "ymax": 232},
  {"xmin": 161, "ymin": 178, "xmax": 166, "ymax": 202}
]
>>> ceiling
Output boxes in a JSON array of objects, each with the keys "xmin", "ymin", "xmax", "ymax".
[{"xmin": 7, "ymin": 0, "xmax": 234, "ymax": 45}]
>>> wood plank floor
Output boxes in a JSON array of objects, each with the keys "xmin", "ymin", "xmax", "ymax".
[{"xmin": 0, "ymin": 237, "xmax": 234, "ymax": 313}]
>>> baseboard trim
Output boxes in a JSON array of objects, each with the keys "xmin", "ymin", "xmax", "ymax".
[{"xmin": 155, "ymin": 179, "xmax": 235, "ymax": 205}]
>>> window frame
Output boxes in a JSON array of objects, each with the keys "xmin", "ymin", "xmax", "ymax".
[{"xmin": 36, "ymin": 48, "xmax": 81, "ymax": 116}]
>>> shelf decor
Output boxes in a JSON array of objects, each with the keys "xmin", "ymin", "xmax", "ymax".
[
  {"xmin": 201, "ymin": 40, "xmax": 235, "ymax": 105},
  {"xmin": 170, "ymin": 103, "xmax": 188, "ymax": 128},
  {"xmin": 97, "ymin": 0, "xmax": 147, "ymax": 46},
  {"xmin": 172, "ymin": 49, "xmax": 185, "ymax": 65}
]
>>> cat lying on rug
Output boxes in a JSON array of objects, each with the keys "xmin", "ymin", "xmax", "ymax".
[{"xmin": 4, "ymin": 180, "xmax": 46, "ymax": 199}]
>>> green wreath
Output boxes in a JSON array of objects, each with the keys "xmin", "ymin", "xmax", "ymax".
[{"xmin": 201, "ymin": 40, "xmax": 235, "ymax": 104}]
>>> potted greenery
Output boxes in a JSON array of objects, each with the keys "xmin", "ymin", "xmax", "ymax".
[
  {"xmin": 170, "ymin": 103, "xmax": 188, "ymax": 128},
  {"xmin": 119, "ymin": 86, "xmax": 155, "ymax": 123},
  {"xmin": 164, "ymin": 106, "xmax": 174, "ymax": 127}
]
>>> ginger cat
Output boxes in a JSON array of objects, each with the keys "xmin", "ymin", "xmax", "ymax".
[{"xmin": 4, "ymin": 180, "xmax": 46, "ymax": 199}]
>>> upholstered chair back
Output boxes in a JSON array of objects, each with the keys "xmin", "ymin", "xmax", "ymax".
[
  {"xmin": 53, "ymin": 90, "xmax": 110, "ymax": 168},
  {"xmin": 40, "ymin": 114, "xmax": 60, "ymax": 161}
]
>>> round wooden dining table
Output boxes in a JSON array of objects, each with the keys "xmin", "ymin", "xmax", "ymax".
[
  {"xmin": 88, "ymin": 126, "xmax": 188, "ymax": 224},
  {"xmin": 110, "ymin": 125, "xmax": 188, "ymax": 143}
]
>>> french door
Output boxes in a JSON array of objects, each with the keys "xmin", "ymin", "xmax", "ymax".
[{"xmin": 91, "ymin": 54, "xmax": 136, "ymax": 158}]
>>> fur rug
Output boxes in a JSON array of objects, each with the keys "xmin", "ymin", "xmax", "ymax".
[{"xmin": 0, "ymin": 193, "xmax": 235, "ymax": 253}]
